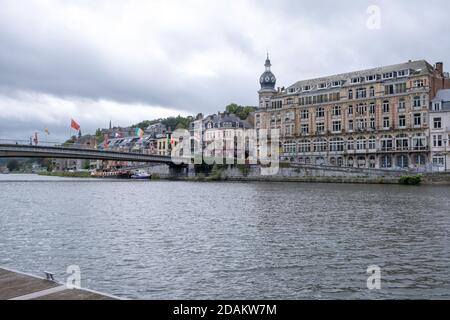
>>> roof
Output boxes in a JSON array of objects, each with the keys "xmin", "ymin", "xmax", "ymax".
[
  {"xmin": 432, "ymin": 89, "xmax": 450, "ymax": 102},
  {"xmin": 287, "ymin": 60, "xmax": 434, "ymax": 91}
]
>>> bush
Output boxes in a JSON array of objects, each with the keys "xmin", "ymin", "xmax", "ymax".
[{"xmin": 399, "ymin": 175, "xmax": 422, "ymax": 185}]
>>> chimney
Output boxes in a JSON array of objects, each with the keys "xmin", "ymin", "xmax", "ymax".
[{"xmin": 436, "ymin": 62, "xmax": 444, "ymax": 76}]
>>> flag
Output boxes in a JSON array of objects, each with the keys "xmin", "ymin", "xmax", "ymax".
[
  {"xmin": 33, "ymin": 132, "xmax": 39, "ymax": 145},
  {"xmin": 135, "ymin": 128, "xmax": 144, "ymax": 138},
  {"xmin": 71, "ymin": 119, "xmax": 80, "ymax": 131}
]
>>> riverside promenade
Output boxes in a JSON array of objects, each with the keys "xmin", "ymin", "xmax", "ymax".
[{"xmin": 0, "ymin": 267, "xmax": 119, "ymax": 300}]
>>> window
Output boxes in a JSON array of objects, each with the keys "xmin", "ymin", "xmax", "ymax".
[
  {"xmin": 357, "ymin": 103, "xmax": 366, "ymax": 115},
  {"xmin": 381, "ymin": 135, "xmax": 393, "ymax": 151},
  {"xmin": 433, "ymin": 117, "xmax": 442, "ymax": 129},
  {"xmin": 433, "ymin": 135, "xmax": 443, "ymax": 147},
  {"xmin": 356, "ymin": 137, "xmax": 366, "ymax": 150},
  {"xmin": 332, "ymin": 121, "xmax": 341, "ymax": 132},
  {"xmin": 348, "ymin": 105, "xmax": 353, "ymax": 115},
  {"xmin": 398, "ymin": 99, "xmax": 406, "ymax": 111},
  {"xmin": 399, "ymin": 115, "xmax": 406, "ymax": 128},
  {"xmin": 318, "ymin": 83, "xmax": 327, "ymax": 90},
  {"xmin": 357, "ymin": 118, "xmax": 366, "ymax": 131},
  {"xmin": 412, "ymin": 133, "xmax": 427, "ymax": 150},
  {"xmin": 348, "ymin": 89, "xmax": 353, "ymax": 100},
  {"xmin": 369, "ymin": 118, "xmax": 376, "ymax": 129},
  {"xmin": 332, "ymin": 105, "xmax": 341, "ymax": 116},
  {"xmin": 369, "ymin": 103, "xmax": 375, "ymax": 114},
  {"xmin": 414, "ymin": 113, "xmax": 422, "ymax": 127},
  {"xmin": 316, "ymin": 107, "xmax": 325, "ymax": 118},
  {"xmin": 413, "ymin": 79, "xmax": 425, "ymax": 88},
  {"xmin": 303, "ymin": 85, "xmax": 311, "ymax": 91},
  {"xmin": 368, "ymin": 137, "xmax": 376, "ymax": 149},
  {"xmin": 366, "ymin": 75, "xmax": 376, "ymax": 82},
  {"xmin": 433, "ymin": 102, "xmax": 442, "ymax": 111},
  {"xmin": 356, "ymin": 88, "xmax": 366, "ymax": 99},
  {"xmin": 385, "ymin": 84, "xmax": 395, "ymax": 95},
  {"xmin": 369, "ymin": 86, "xmax": 375, "ymax": 97},
  {"xmin": 329, "ymin": 138, "xmax": 344, "ymax": 152},
  {"xmin": 395, "ymin": 83, "xmax": 406, "ymax": 94},
  {"xmin": 301, "ymin": 124, "xmax": 309, "ymax": 135},
  {"xmin": 351, "ymin": 77, "xmax": 361, "ymax": 84},
  {"xmin": 316, "ymin": 122, "xmax": 325, "ymax": 133},
  {"xmin": 332, "ymin": 81, "xmax": 342, "ymax": 87},
  {"xmin": 383, "ymin": 101, "xmax": 390, "ymax": 113},
  {"xmin": 314, "ymin": 139, "xmax": 327, "ymax": 152},
  {"xmin": 383, "ymin": 117, "xmax": 390, "ymax": 129},
  {"xmin": 298, "ymin": 140, "xmax": 311, "ymax": 153},
  {"xmin": 380, "ymin": 155, "xmax": 392, "ymax": 168},
  {"xmin": 383, "ymin": 72, "xmax": 394, "ymax": 79},
  {"xmin": 396, "ymin": 134, "xmax": 409, "ymax": 151},
  {"xmin": 397, "ymin": 155, "xmax": 409, "ymax": 168},
  {"xmin": 397, "ymin": 69, "xmax": 410, "ymax": 77},
  {"xmin": 348, "ymin": 120, "xmax": 354, "ymax": 131},
  {"xmin": 301, "ymin": 110, "xmax": 309, "ymax": 120},
  {"xmin": 347, "ymin": 138, "xmax": 354, "ymax": 151},
  {"xmin": 413, "ymin": 96, "xmax": 421, "ymax": 108}
]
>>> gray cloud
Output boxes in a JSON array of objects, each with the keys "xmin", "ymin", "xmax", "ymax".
[{"xmin": 0, "ymin": 0, "xmax": 449, "ymax": 140}]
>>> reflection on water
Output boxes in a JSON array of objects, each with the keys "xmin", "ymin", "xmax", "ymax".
[{"xmin": 0, "ymin": 174, "xmax": 449, "ymax": 299}]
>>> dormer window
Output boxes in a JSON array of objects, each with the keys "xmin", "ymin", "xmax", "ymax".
[
  {"xmin": 303, "ymin": 85, "xmax": 311, "ymax": 91},
  {"xmin": 288, "ymin": 88, "xmax": 297, "ymax": 93},
  {"xmin": 331, "ymin": 81, "xmax": 342, "ymax": 87},
  {"xmin": 397, "ymin": 69, "xmax": 410, "ymax": 78},
  {"xmin": 433, "ymin": 102, "xmax": 442, "ymax": 111},
  {"xmin": 318, "ymin": 83, "xmax": 327, "ymax": 90},
  {"xmin": 366, "ymin": 75, "xmax": 376, "ymax": 82},
  {"xmin": 383, "ymin": 72, "xmax": 395, "ymax": 79},
  {"xmin": 351, "ymin": 77, "xmax": 361, "ymax": 84}
]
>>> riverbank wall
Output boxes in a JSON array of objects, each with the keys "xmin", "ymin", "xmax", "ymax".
[{"xmin": 177, "ymin": 164, "xmax": 450, "ymax": 185}]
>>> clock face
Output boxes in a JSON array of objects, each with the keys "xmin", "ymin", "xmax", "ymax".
[{"xmin": 265, "ymin": 76, "xmax": 270, "ymax": 82}]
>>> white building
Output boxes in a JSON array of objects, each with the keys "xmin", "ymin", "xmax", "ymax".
[{"xmin": 430, "ymin": 89, "xmax": 450, "ymax": 171}]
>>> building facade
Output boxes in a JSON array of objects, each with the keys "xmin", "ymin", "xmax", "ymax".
[
  {"xmin": 430, "ymin": 89, "xmax": 450, "ymax": 171},
  {"xmin": 255, "ymin": 57, "xmax": 450, "ymax": 170}
]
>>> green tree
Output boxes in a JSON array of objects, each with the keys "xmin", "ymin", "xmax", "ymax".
[{"xmin": 7, "ymin": 159, "xmax": 20, "ymax": 172}]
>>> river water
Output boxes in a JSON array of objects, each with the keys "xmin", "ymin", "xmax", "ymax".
[{"xmin": 0, "ymin": 174, "xmax": 449, "ymax": 299}]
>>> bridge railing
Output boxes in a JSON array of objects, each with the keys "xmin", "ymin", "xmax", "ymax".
[{"xmin": 0, "ymin": 139, "xmax": 154, "ymax": 155}]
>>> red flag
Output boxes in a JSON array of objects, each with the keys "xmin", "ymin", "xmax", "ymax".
[{"xmin": 71, "ymin": 119, "xmax": 80, "ymax": 131}]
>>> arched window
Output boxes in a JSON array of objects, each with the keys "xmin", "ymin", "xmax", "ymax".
[
  {"xmin": 330, "ymin": 157, "xmax": 336, "ymax": 166},
  {"xmin": 396, "ymin": 155, "xmax": 409, "ymax": 168},
  {"xmin": 368, "ymin": 136, "xmax": 376, "ymax": 150},
  {"xmin": 347, "ymin": 137, "xmax": 354, "ymax": 151},
  {"xmin": 380, "ymin": 155, "xmax": 392, "ymax": 168},
  {"xmin": 329, "ymin": 137, "xmax": 344, "ymax": 152},
  {"xmin": 412, "ymin": 133, "xmax": 427, "ymax": 151},
  {"xmin": 380, "ymin": 135, "xmax": 393, "ymax": 151},
  {"xmin": 396, "ymin": 134, "xmax": 409, "ymax": 151},
  {"xmin": 357, "ymin": 156, "xmax": 366, "ymax": 168},
  {"xmin": 347, "ymin": 157, "xmax": 354, "ymax": 167},
  {"xmin": 315, "ymin": 157, "xmax": 325, "ymax": 166},
  {"xmin": 369, "ymin": 156, "xmax": 376, "ymax": 168},
  {"xmin": 314, "ymin": 138, "xmax": 327, "ymax": 152},
  {"xmin": 414, "ymin": 154, "xmax": 426, "ymax": 166},
  {"xmin": 298, "ymin": 139, "xmax": 311, "ymax": 153},
  {"xmin": 356, "ymin": 136, "xmax": 366, "ymax": 150}
]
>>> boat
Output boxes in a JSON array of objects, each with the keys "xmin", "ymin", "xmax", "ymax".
[{"xmin": 130, "ymin": 170, "xmax": 151, "ymax": 180}]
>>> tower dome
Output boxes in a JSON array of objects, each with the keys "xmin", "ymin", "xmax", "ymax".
[{"xmin": 259, "ymin": 53, "xmax": 276, "ymax": 90}]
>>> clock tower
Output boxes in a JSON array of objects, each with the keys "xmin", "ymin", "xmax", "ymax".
[{"xmin": 258, "ymin": 53, "xmax": 277, "ymax": 109}]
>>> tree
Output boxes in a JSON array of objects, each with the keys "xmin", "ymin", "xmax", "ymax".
[
  {"xmin": 7, "ymin": 159, "xmax": 20, "ymax": 172},
  {"xmin": 225, "ymin": 103, "xmax": 257, "ymax": 120}
]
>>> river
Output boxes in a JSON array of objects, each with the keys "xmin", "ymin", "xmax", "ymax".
[{"xmin": 0, "ymin": 174, "xmax": 449, "ymax": 299}]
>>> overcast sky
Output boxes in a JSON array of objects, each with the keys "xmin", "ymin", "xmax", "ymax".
[{"xmin": 0, "ymin": 0, "xmax": 449, "ymax": 141}]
